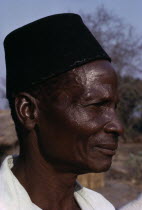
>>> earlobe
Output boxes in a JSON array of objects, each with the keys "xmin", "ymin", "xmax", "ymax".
[{"xmin": 15, "ymin": 93, "xmax": 38, "ymax": 130}]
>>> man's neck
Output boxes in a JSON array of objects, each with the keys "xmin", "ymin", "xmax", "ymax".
[{"xmin": 12, "ymin": 134, "xmax": 80, "ymax": 210}]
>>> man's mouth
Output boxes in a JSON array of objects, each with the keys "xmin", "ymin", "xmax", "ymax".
[{"xmin": 92, "ymin": 144, "xmax": 118, "ymax": 156}]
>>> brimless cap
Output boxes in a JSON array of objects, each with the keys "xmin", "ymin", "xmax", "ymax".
[{"xmin": 4, "ymin": 13, "xmax": 111, "ymax": 99}]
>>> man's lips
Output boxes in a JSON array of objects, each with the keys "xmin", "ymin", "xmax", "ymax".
[{"xmin": 92, "ymin": 144, "xmax": 118, "ymax": 156}]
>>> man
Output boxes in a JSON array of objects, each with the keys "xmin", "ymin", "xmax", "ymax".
[{"xmin": 1, "ymin": 13, "xmax": 123, "ymax": 210}]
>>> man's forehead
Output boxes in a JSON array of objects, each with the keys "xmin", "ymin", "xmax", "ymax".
[
  {"xmin": 57, "ymin": 60, "xmax": 117, "ymax": 101},
  {"xmin": 71, "ymin": 60, "xmax": 116, "ymax": 85}
]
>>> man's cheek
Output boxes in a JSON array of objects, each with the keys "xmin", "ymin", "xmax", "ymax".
[
  {"xmin": 75, "ymin": 111, "xmax": 105, "ymax": 132},
  {"xmin": 73, "ymin": 118, "xmax": 104, "ymax": 135}
]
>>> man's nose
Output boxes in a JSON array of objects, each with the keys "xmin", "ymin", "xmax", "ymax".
[{"xmin": 104, "ymin": 116, "xmax": 124, "ymax": 136}]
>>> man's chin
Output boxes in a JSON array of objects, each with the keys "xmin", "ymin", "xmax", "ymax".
[
  {"xmin": 89, "ymin": 157, "xmax": 113, "ymax": 173},
  {"xmin": 76, "ymin": 158, "xmax": 112, "ymax": 175}
]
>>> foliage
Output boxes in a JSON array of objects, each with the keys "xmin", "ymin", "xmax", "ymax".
[
  {"xmin": 81, "ymin": 5, "xmax": 142, "ymax": 76},
  {"xmin": 118, "ymin": 76, "xmax": 142, "ymax": 141}
]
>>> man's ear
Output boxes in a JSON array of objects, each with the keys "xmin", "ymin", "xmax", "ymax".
[{"xmin": 15, "ymin": 92, "xmax": 39, "ymax": 130}]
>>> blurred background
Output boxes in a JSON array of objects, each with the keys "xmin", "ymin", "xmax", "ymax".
[{"xmin": 0, "ymin": 0, "xmax": 142, "ymax": 209}]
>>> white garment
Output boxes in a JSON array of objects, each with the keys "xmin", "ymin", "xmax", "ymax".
[
  {"xmin": 0, "ymin": 156, "xmax": 115, "ymax": 210},
  {"xmin": 119, "ymin": 194, "xmax": 142, "ymax": 210}
]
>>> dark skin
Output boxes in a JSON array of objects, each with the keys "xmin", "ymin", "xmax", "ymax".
[{"xmin": 12, "ymin": 60, "xmax": 123, "ymax": 210}]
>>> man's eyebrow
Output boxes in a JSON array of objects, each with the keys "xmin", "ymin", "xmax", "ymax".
[{"xmin": 81, "ymin": 95, "xmax": 113, "ymax": 104}]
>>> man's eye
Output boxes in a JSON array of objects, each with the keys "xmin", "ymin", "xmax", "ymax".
[
  {"xmin": 93, "ymin": 101, "xmax": 108, "ymax": 107},
  {"xmin": 83, "ymin": 101, "xmax": 109, "ymax": 107}
]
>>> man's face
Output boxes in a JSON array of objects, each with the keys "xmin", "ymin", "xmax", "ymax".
[{"xmin": 37, "ymin": 60, "xmax": 123, "ymax": 174}]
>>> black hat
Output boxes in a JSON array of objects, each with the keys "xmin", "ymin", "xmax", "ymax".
[{"xmin": 4, "ymin": 13, "xmax": 111, "ymax": 99}]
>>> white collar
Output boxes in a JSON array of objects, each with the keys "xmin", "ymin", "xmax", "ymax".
[{"xmin": 0, "ymin": 156, "xmax": 115, "ymax": 210}]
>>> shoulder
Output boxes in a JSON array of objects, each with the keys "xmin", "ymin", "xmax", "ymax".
[
  {"xmin": 0, "ymin": 156, "xmax": 41, "ymax": 210},
  {"xmin": 120, "ymin": 193, "xmax": 142, "ymax": 210},
  {"xmin": 75, "ymin": 183, "xmax": 115, "ymax": 210},
  {"xmin": 84, "ymin": 187, "xmax": 115, "ymax": 209}
]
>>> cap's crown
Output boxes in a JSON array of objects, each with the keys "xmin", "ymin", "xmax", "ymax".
[{"xmin": 4, "ymin": 13, "xmax": 111, "ymax": 98}]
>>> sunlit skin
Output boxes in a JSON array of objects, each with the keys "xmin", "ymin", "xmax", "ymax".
[{"xmin": 12, "ymin": 60, "xmax": 123, "ymax": 210}]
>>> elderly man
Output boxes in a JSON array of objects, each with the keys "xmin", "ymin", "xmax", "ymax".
[{"xmin": 0, "ymin": 13, "xmax": 123, "ymax": 210}]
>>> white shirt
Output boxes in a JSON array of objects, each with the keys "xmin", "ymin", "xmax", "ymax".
[
  {"xmin": 0, "ymin": 156, "xmax": 115, "ymax": 210},
  {"xmin": 119, "ymin": 194, "xmax": 142, "ymax": 210}
]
